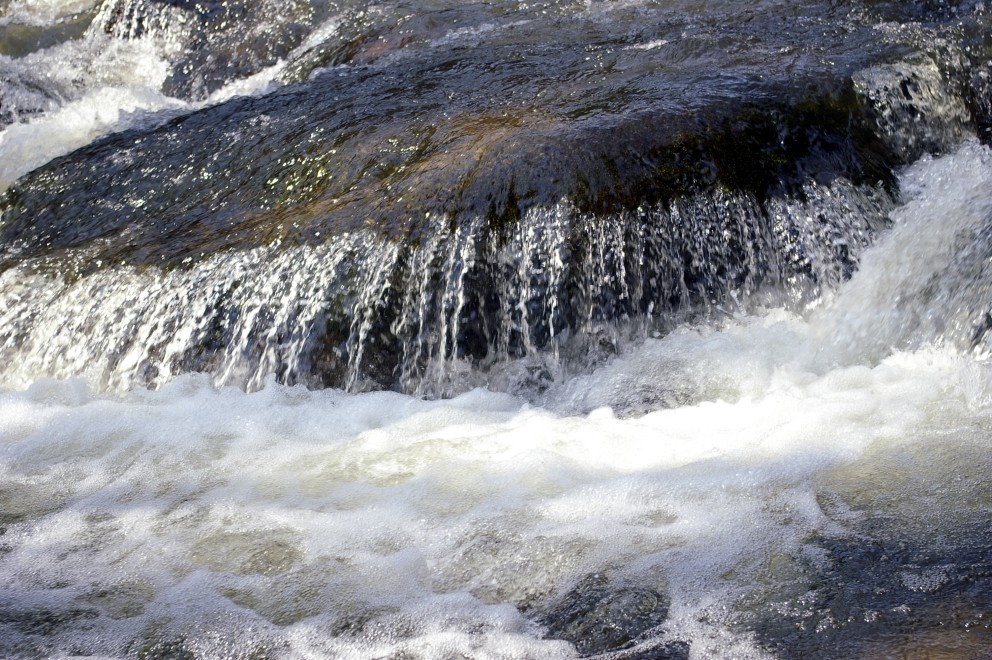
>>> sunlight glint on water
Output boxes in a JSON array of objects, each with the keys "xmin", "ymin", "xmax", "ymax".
[
  {"xmin": 1, "ymin": 142, "xmax": 991, "ymax": 656},
  {"xmin": 1, "ymin": 0, "xmax": 992, "ymax": 657}
]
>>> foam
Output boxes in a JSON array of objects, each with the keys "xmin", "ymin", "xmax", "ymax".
[
  {"xmin": 0, "ymin": 84, "xmax": 186, "ymax": 188},
  {"xmin": 1, "ymin": 16, "xmax": 991, "ymax": 658},
  {"xmin": 0, "ymin": 33, "xmax": 184, "ymax": 189},
  {"xmin": 812, "ymin": 139, "xmax": 992, "ymax": 363},
  {"xmin": 1, "ymin": 328, "xmax": 990, "ymax": 655},
  {"xmin": 1, "ymin": 0, "xmax": 100, "ymax": 26}
]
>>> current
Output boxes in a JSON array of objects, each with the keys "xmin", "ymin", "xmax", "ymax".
[{"xmin": 1, "ymin": 1, "xmax": 991, "ymax": 658}]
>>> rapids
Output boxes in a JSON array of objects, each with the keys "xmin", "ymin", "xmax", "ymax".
[{"xmin": 0, "ymin": 0, "xmax": 991, "ymax": 658}]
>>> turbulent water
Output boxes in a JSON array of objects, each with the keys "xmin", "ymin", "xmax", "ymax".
[{"xmin": 1, "ymin": 0, "xmax": 992, "ymax": 658}]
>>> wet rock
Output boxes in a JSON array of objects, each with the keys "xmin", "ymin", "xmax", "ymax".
[
  {"xmin": 0, "ymin": 0, "xmax": 988, "ymax": 393},
  {"xmin": 862, "ymin": 0, "xmax": 985, "ymax": 23},
  {"xmin": 539, "ymin": 573, "xmax": 670, "ymax": 656},
  {"xmin": 189, "ymin": 529, "xmax": 302, "ymax": 576},
  {"xmin": 0, "ymin": 10, "xmax": 95, "ymax": 58},
  {"xmin": 0, "ymin": 606, "xmax": 100, "ymax": 636},
  {"xmin": 78, "ymin": 580, "xmax": 156, "ymax": 619},
  {"xmin": 612, "ymin": 641, "xmax": 691, "ymax": 660},
  {"xmin": 0, "ymin": 483, "xmax": 69, "ymax": 525},
  {"xmin": 0, "ymin": 0, "xmax": 929, "ymax": 267},
  {"xmin": 0, "ymin": 65, "xmax": 62, "ymax": 129},
  {"xmin": 745, "ymin": 530, "xmax": 992, "ymax": 659},
  {"xmin": 134, "ymin": 635, "xmax": 196, "ymax": 660},
  {"xmin": 855, "ymin": 56, "xmax": 974, "ymax": 160},
  {"xmin": 739, "ymin": 439, "xmax": 992, "ymax": 659}
]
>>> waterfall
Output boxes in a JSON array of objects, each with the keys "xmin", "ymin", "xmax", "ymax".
[
  {"xmin": 1, "ymin": 1, "xmax": 991, "ymax": 658},
  {"xmin": 0, "ymin": 181, "xmax": 892, "ymax": 395}
]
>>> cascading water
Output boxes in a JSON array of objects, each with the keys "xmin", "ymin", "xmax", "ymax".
[
  {"xmin": 0, "ymin": 181, "xmax": 891, "ymax": 396},
  {"xmin": 1, "ymin": 0, "xmax": 991, "ymax": 658}
]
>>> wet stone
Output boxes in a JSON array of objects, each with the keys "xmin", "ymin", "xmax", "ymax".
[
  {"xmin": 0, "ymin": 483, "xmax": 68, "ymax": 526},
  {"xmin": 612, "ymin": 641, "xmax": 691, "ymax": 660},
  {"xmin": 0, "ymin": 606, "xmax": 100, "ymax": 636},
  {"xmin": 189, "ymin": 529, "xmax": 302, "ymax": 576},
  {"xmin": 134, "ymin": 635, "xmax": 196, "ymax": 660},
  {"xmin": 0, "ymin": 11, "xmax": 95, "ymax": 58},
  {"xmin": 220, "ymin": 580, "xmax": 323, "ymax": 626},
  {"xmin": 78, "ymin": 580, "xmax": 156, "ymax": 619},
  {"xmin": 0, "ymin": 0, "xmax": 950, "ymax": 269},
  {"xmin": 854, "ymin": 55, "xmax": 974, "ymax": 161},
  {"xmin": 745, "ymin": 532, "xmax": 992, "ymax": 659},
  {"xmin": 538, "ymin": 573, "xmax": 671, "ymax": 656}
]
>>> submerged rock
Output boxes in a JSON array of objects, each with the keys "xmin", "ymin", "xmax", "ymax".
[
  {"xmin": 0, "ymin": 606, "xmax": 100, "ymax": 637},
  {"xmin": 538, "ymin": 573, "xmax": 673, "ymax": 656},
  {"xmin": 0, "ymin": 10, "xmax": 95, "ymax": 59},
  {"xmin": 737, "ymin": 438, "xmax": 992, "ymax": 659}
]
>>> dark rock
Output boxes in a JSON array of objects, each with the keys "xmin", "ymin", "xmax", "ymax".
[
  {"xmin": 613, "ymin": 641, "xmax": 691, "ymax": 660},
  {"xmin": 0, "ymin": 606, "xmax": 99, "ymax": 636},
  {"xmin": 539, "ymin": 573, "xmax": 670, "ymax": 656},
  {"xmin": 0, "ymin": 0, "xmax": 937, "ymax": 269},
  {"xmin": 0, "ymin": 0, "xmax": 988, "ymax": 393},
  {"xmin": 134, "ymin": 636, "xmax": 197, "ymax": 660}
]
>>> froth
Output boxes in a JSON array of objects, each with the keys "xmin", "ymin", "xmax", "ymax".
[
  {"xmin": 2, "ymin": 0, "xmax": 100, "ymax": 26},
  {"xmin": 0, "ymin": 7, "xmax": 347, "ymax": 191},
  {"xmin": 0, "ymin": 34, "xmax": 182, "ymax": 189},
  {"xmin": 0, "ymin": 85, "xmax": 185, "ymax": 189},
  {"xmin": 1, "ymin": 336, "xmax": 989, "ymax": 655},
  {"xmin": 812, "ymin": 139, "xmax": 992, "ymax": 362}
]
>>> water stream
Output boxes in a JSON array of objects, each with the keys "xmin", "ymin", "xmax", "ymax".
[{"xmin": 0, "ymin": 1, "xmax": 990, "ymax": 658}]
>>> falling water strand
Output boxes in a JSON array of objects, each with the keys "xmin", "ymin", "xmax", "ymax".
[
  {"xmin": 90, "ymin": 0, "xmax": 188, "ymax": 42},
  {"xmin": 345, "ymin": 238, "xmax": 403, "ymax": 392},
  {"xmin": 424, "ymin": 216, "xmax": 483, "ymax": 396},
  {"xmin": 391, "ymin": 218, "xmax": 453, "ymax": 392},
  {"xmin": 0, "ymin": 175, "xmax": 894, "ymax": 395},
  {"xmin": 510, "ymin": 204, "xmax": 570, "ymax": 357}
]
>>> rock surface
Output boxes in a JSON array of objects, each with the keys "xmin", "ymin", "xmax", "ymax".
[{"xmin": 0, "ymin": 0, "xmax": 989, "ymax": 393}]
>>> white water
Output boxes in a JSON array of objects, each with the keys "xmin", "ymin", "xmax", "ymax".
[
  {"xmin": 1, "ymin": 2, "xmax": 991, "ymax": 656},
  {"xmin": 0, "ymin": 179, "xmax": 891, "ymax": 397},
  {"xmin": 1, "ymin": 348, "xmax": 988, "ymax": 657},
  {"xmin": 1, "ymin": 143, "xmax": 991, "ymax": 657}
]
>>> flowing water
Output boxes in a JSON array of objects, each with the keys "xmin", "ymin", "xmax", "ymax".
[{"xmin": 1, "ymin": 1, "xmax": 991, "ymax": 658}]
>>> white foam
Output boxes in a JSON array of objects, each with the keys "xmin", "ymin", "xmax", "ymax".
[
  {"xmin": 630, "ymin": 38, "xmax": 670, "ymax": 50},
  {"xmin": 0, "ymin": 84, "xmax": 186, "ymax": 188},
  {"xmin": 1, "ymin": 0, "xmax": 100, "ymax": 26},
  {"xmin": 812, "ymin": 139, "xmax": 992, "ymax": 363},
  {"xmin": 0, "ymin": 32, "xmax": 186, "ymax": 188},
  {"xmin": 1, "ymin": 328, "xmax": 990, "ymax": 655}
]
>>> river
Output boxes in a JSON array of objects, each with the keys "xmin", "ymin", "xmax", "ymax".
[{"xmin": 0, "ymin": 1, "xmax": 990, "ymax": 658}]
